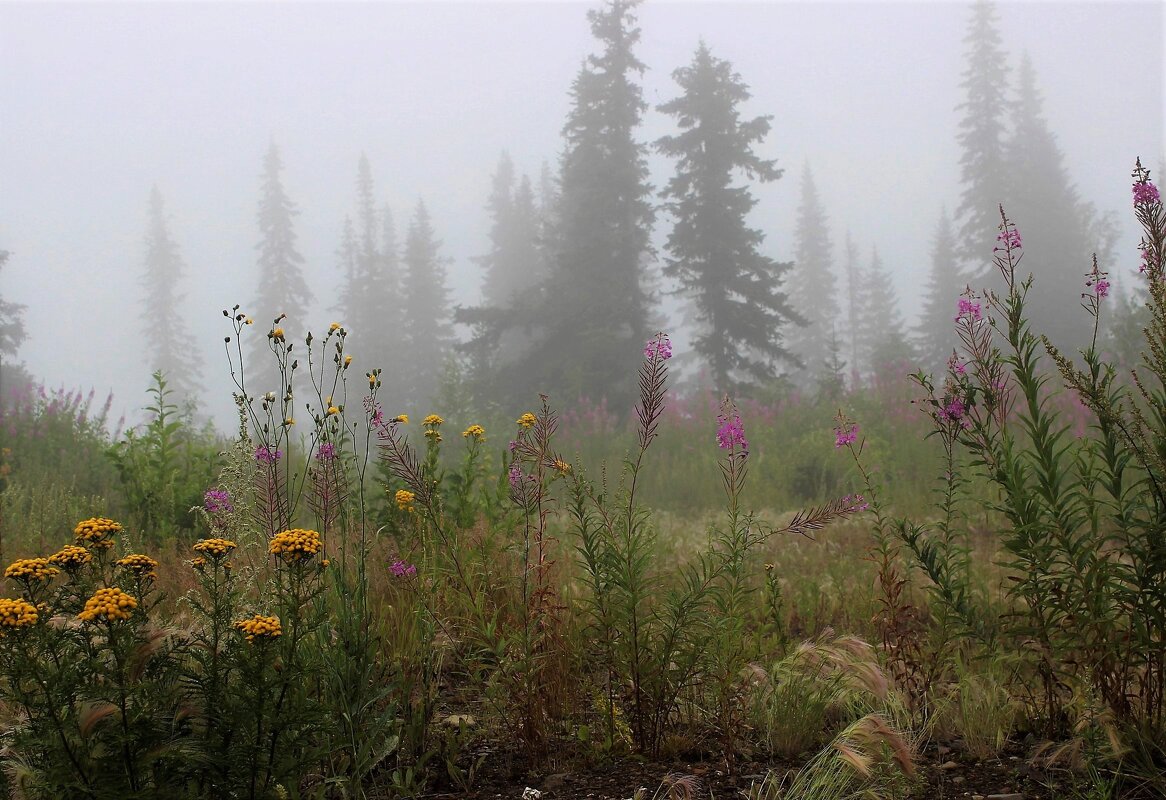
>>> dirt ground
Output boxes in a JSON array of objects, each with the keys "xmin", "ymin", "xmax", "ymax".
[{"xmin": 404, "ymin": 739, "xmax": 1088, "ymax": 800}]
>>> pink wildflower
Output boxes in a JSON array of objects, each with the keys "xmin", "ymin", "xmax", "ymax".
[
  {"xmin": 955, "ymin": 297, "xmax": 982, "ymax": 323},
  {"xmin": 995, "ymin": 227, "xmax": 1022, "ymax": 251},
  {"xmin": 834, "ymin": 423, "xmax": 859, "ymax": 448},
  {"xmin": 716, "ymin": 412, "xmax": 748, "ymax": 452},
  {"xmin": 644, "ymin": 334, "xmax": 672, "ymax": 361},
  {"xmin": 1133, "ymin": 181, "xmax": 1160, "ymax": 205},
  {"xmin": 255, "ymin": 446, "xmax": 282, "ymax": 465}
]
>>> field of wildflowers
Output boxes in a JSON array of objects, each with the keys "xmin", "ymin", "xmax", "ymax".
[{"xmin": 0, "ymin": 163, "xmax": 1163, "ymax": 799}]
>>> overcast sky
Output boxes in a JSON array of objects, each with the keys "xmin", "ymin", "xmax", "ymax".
[{"xmin": 1, "ymin": 1, "xmax": 1162, "ymax": 429}]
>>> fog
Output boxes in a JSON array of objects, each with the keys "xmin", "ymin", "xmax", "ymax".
[{"xmin": 1, "ymin": 1, "xmax": 1162, "ymax": 429}]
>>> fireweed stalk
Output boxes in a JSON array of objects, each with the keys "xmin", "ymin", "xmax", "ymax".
[{"xmin": 571, "ymin": 334, "xmax": 869, "ymax": 755}]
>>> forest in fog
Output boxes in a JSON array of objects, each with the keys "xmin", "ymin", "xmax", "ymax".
[{"xmin": 0, "ymin": 1, "xmax": 1161, "ymax": 425}]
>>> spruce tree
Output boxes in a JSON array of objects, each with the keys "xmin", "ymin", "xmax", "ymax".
[
  {"xmin": 914, "ymin": 210, "xmax": 962, "ymax": 374},
  {"xmin": 400, "ymin": 200, "xmax": 453, "ymax": 409},
  {"xmin": 954, "ymin": 0, "xmax": 1011, "ymax": 278},
  {"xmin": 248, "ymin": 142, "xmax": 312, "ymax": 394},
  {"xmin": 141, "ymin": 186, "xmax": 202, "ymax": 400},
  {"xmin": 856, "ymin": 248, "xmax": 914, "ymax": 379},
  {"xmin": 786, "ymin": 164, "xmax": 839, "ymax": 389},
  {"xmin": 843, "ymin": 233, "xmax": 862, "ymax": 385},
  {"xmin": 656, "ymin": 41, "xmax": 797, "ymax": 394},
  {"xmin": 0, "ymin": 250, "xmax": 26, "ymax": 360},
  {"xmin": 479, "ymin": 152, "xmax": 542, "ymax": 310},
  {"xmin": 339, "ymin": 155, "xmax": 402, "ymax": 400},
  {"xmin": 536, "ymin": 0, "xmax": 655, "ymax": 407},
  {"xmin": 1002, "ymin": 53, "xmax": 1099, "ymax": 353}
]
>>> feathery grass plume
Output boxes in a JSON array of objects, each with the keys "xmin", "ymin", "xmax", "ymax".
[{"xmin": 753, "ymin": 713, "xmax": 916, "ymax": 800}]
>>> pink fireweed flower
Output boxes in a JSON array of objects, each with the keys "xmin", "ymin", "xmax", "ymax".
[
  {"xmin": 644, "ymin": 334, "xmax": 672, "ymax": 361},
  {"xmin": 1094, "ymin": 279, "xmax": 1110, "ymax": 298},
  {"xmin": 1133, "ymin": 181, "xmax": 1160, "ymax": 206},
  {"xmin": 316, "ymin": 442, "xmax": 337, "ymax": 461},
  {"xmin": 947, "ymin": 353, "xmax": 967, "ymax": 377},
  {"xmin": 995, "ymin": 227, "xmax": 1022, "ymax": 251},
  {"xmin": 955, "ymin": 298, "xmax": 982, "ymax": 323},
  {"xmin": 840, "ymin": 494, "xmax": 870, "ymax": 513},
  {"xmin": 508, "ymin": 464, "xmax": 523, "ymax": 490},
  {"xmin": 941, "ymin": 397, "xmax": 970, "ymax": 427},
  {"xmin": 389, "ymin": 559, "xmax": 417, "ymax": 578},
  {"xmin": 255, "ymin": 446, "xmax": 282, "ymax": 465},
  {"xmin": 834, "ymin": 423, "xmax": 859, "ymax": 448},
  {"xmin": 716, "ymin": 412, "xmax": 748, "ymax": 452},
  {"xmin": 204, "ymin": 489, "xmax": 232, "ymax": 515}
]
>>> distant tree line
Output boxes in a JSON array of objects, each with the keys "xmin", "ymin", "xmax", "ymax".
[{"xmin": 117, "ymin": 0, "xmax": 1137, "ymax": 416}]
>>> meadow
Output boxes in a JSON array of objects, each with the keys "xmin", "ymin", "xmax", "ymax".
[{"xmin": 0, "ymin": 170, "xmax": 1163, "ymax": 800}]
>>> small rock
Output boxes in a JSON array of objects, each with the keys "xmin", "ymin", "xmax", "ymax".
[
  {"xmin": 952, "ymin": 776, "xmax": 965, "ymax": 784},
  {"xmin": 940, "ymin": 760, "xmax": 960, "ymax": 770},
  {"xmin": 972, "ymin": 795, "xmax": 985, "ymax": 800},
  {"xmin": 986, "ymin": 794, "xmax": 1025, "ymax": 800},
  {"xmin": 442, "ymin": 713, "xmax": 476, "ymax": 728},
  {"xmin": 936, "ymin": 745, "xmax": 953, "ymax": 756}
]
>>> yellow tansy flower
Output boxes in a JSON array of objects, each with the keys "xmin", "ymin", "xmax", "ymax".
[
  {"xmin": 4, "ymin": 558, "xmax": 60, "ymax": 583},
  {"xmin": 48, "ymin": 545, "xmax": 92, "ymax": 572},
  {"xmin": 78, "ymin": 588, "xmax": 137, "ymax": 623},
  {"xmin": 193, "ymin": 538, "xmax": 237, "ymax": 558},
  {"xmin": 0, "ymin": 598, "xmax": 38, "ymax": 631},
  {"xmin": 74, "ymin": 517, "xmax": 122, "ymax": 549},
  {"xmin": 234, "ymin": 614, "xmax": 282, "ymax": 642},
  {"xmin": 516, "ymin": 412, "xmax": 537, "ymax": 429},
  {"xmin": 268, "ymin": 529, "xmax": 323, "ymax": 562}
]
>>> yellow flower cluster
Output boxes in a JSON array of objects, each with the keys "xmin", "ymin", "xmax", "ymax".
[
  {"xmin": 0, "ymin": 598, "xmax": 38, "ymax": 631},
  {"xmin": 193, "ymin": 538, "xmax": 237, "ymax": 558},
  {"xmin": 4, "ymin": 558, "xmax": 60, "ymax": 582},
  {"xmin": 48, "ymin": 545, "xmax": 93, "ymax": 571},
  {"xmin": 395, "ymin": 489, "xmax": 415, "ymax": 513},
  {"xmin": 553, "ymin": 459, "xmax": 572, "ymax": 475},
  {"xmin": 234, "ymin": 614, "xmax": 281, "ymax": 642},
  {"xmin": 78, "ymin": 588, "xmax": 137, "ymax": 623},
  {"xmin": 516, "ymin": 412, "xmax": 537, "ymax": 429},
  {"xmin": 269, "ymin": 528, "xmax": 323, "ymax": 562},
  {"xmin": 423, "ymin": 414, "xmax": 444, "ymax": 426},
  {"xmin": 462, "ymin": 424, "xmax": 486, "ymax": 440},
  {"xmin": 271, "ymin": 327, "xmax": 285, "ymax": 342},
  {"xmin": 191, "ymin": 557, "xmax": 207, "ymax": 570},
  {"xmin": 74, "ymin": 517, "xmax": 123, "ymax": 549},
  {"xmin": 395, "ymin": 414, "xmax": 409, "ymax": 424},
  {"xmin": 115, "ymin": 554, "xmax": 159, "ymax": 579},
  {"xmin": 424, "ymin": 430, "xmax": 442, "ymax": 442},
  {"xmin": 329, "ymin": 322, "xmax": 341, "ymax": 332}
]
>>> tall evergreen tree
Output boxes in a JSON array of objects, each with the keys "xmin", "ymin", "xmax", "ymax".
[
  {"xmin": 954, "ymin": 0, "xmax": 1011, "ymax": 278},
  {"xmin": 914, "ymin": 210, "xmax": 962, "ymax": 374},
  {"xmin": 400, "ymin": 200, "xmax": 453, "ymax": 409},
  {"xmin": 786, "ymin": 164, "xmax": 838, "ymax": 389},
  {"xmin": 248, "ymin": 142, "xmax": 312, "ymax": 394},
  {"xmin": 0, "ymin": 250, "xmax": 26, "ymax": 360},
  {"xmin": 843, "ymin": 232, "xmax": 862, "ymax": 386},
  {"xmin": 479, "ymin": 152, "xmax": 542, "ymax": 309},
  {"xmin": 1002, "ymin": 53, "xmax": 1100, "ymax": 353},
  {"xmin": 856, "ymin": 247, "xmax": 914, "ymax": 378},
  {"xmin": 656, "ymin": 41, "xmax": 797, "ymax": 394},
  {"xmin": 339, "ymin": 155, "xmax": 402, "ymax": 398},
  {"xmin": 535, "ymin": 0, "xmax": 655, "ymax": 407},
  {"xmin": 458, "ymin": 1, "xmax": 653, "ymax": 410},
  {"xmin": 141, "ymin": 186, "xmax": 202, "ymax": 400}
]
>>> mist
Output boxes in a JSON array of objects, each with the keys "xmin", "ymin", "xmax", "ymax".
[{"xmin": 1, "ymin": 1, "xmax": 1162, "ymax": 428}]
